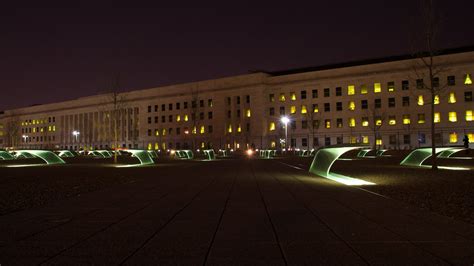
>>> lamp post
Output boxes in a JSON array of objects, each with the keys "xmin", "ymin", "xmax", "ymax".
[
  {"xmin": 72, "ymin": 131, "xmax": 80, "ymax": 149},
  {"xmin": 22, "ymin": 135, "xmax": 28, "ymax": 148},
  {"xmin": 280, "ymin": 116, "xmax": 290, "ymax": 152}
]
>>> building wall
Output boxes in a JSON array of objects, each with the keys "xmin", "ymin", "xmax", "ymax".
[{"xmin": 1, "ymin": 52, "xmax": 473, "ymax": 150}]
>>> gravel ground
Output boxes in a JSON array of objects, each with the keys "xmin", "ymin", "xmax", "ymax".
[{"xmin": 282, "ymin": 149, "xmax": 474, "ymax": 225}]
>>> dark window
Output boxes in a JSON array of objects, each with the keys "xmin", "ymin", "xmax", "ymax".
[
  {"xmin": 176, "ymin": 103, "xmax": 180, "ymax": 110},
  {"xmin": 302, "ymin": 138, "xmax": 308, "ymax": 147},
  {"xmin": 208, "ymin": 99, "xmax": 213, "ymax": 107},
  {"xmin": 154, "ymin": 116, "xmax": 158, "ymax": 123},
  {"xmin": 147, "ymin": 117, "xmax": 151, "ymax": 124},
  {"xmin": 324, "ymin": 103, "xmax": 330, "ymax": 112},
  {"xmin": 161, "ymin": 116, "xmax": 165, "ymax": 123},
  {"xmin": 402, "ymin": 96, "xmax": 410, "ymax": 106},
  {"xmin": 227, "ymin": 110, "xmax": 231, "ymax": 118},
  {"xmin": 147, "ymin": 129, "xmax": 151, "ymax": 136},
  {"xmin": 184, "ymin": 102, "xmax": 188, "ymax": 109},
  {"xmin": 361, "ymin": 100, "xmax": 368, "ymax": 109},
  {"xmin": 246, "ymin": 95, "xmax": 250, "ymax": 103},
  {"xmin": 418, "ymin": 133, "xmax": 426, "ymax": 144},
  {"xmin": 387, "ymin": 81, "xmax": 395, "ymax": 91},
  {"xmin": 302, "ymin": 120, "xmax": 308, "ymax": 129},
  {"xmin": 176, "ymin": 128, "xmax": 181, "ymax": 135},
  {"xmin": 147, "ymin": 106, "xmax": 151, "ymax": 113},
  {"xmin": 336, "ymin": 118, "xmax": 343, "ymax": 128},
  {"xmin": 312, "ymin": 89, "xmax": 318, "ymax": 98},
  {"xmin": 169, "ymin": 103, "xmax": 173, "ymax": 111},
  {"xmin": 433, "ymin": 77, "xmax": 439, "ymax": 87},
  {"xmin": 236, "ymin": 96, "xmax": 240, "ymax": 105},
  {"xmin": 237, "ymin": 109, "xmax": 241, "ymax": 118},
  {"xmin": 389, "ymin": 135, "xmax": 397, "ymax": 145},
  {"xmin": 279, "ymin": 106, "xmax": 285, "ymax": 115},
  {"xmin": 465, "ymin": 91, "xmax": 473, "ymax": 102},
  {"xmin": 447, "ymin": 75, "xmax": 456, "ymax": 86},
  {"xmin": 161, "ymin": 104, "xmax": 165, "ymax": 111},
  {"xmin": 269, "ymin": 107, "xmax": 275, "ymax": 116},
  {"xmin": 325, "ymin": 137, "xmax": 331, "ymax": 146},
  {"xmin": 192, "ymin": 101, "xmax": 197, "ymax": 108},
  {"xmin": 269, "ymin": 94, "xmax": 275, "ymax": 102},
  {"xmin": 208, "ymin": 125, "xmax": 213, "ymax": 133},
  {"xmin": 335, "ymin": 87, "xmax": 342, "ymax": 96},
  {"xmin": 200, "ymin": 100, "xmax": 204, "ymax": 107},
  {"xmin": 208, "ymin": 112, "xmax": 213, "ymax": 119},
  {"xmin": 291, "ymin": 120, "xmax": 296, "ymax": 130},
  {"xmin": 416, "ymin": 79, "xmax": 424, "ymax": 89},
  {"xmin": 336, "ymin": 136, "xmax": 343, "ymax": 144},
  {"xmin": 154, "ymin": 105, "xmax": 158, "ymax": 112},
  {"xmin": 374, "ymin": 98, "xmax": 382, "ymax": 108},
  {"xmin": 336, "ymin": 102, "xmax": 342, "ymax": 111},
  {"xmin": 301, "ymin": 90, "xmax": 307, "ymax": 99},
  {"xmin": 403, "ymin": 134, "xmax": 411, "ymax": 145},
  {"xmin": 168, "ymin": 115, "xmax": 172, "ymax": 122},
  {"xmin": 227, "ymin": 97, "xmax": 231, "ymax": 105},
  {"xmin": 313, "ymin": 137, "xmax": 319, "ymax": 147},
  {"xmin": 324, "ymin": 88, "xmax": 330, "ymax": 97},
  {"xmin": 388, "ymin": 97, "xmax": 396, "ymax": 107},
  {"xmin": 199, "ymin": 112, "xmax": 204, "ymax": 120}
]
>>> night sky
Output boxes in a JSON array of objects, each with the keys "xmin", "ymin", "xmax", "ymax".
[{"xmin": 2, "ymin": 1, "xmax": 474, "ymax": 110}]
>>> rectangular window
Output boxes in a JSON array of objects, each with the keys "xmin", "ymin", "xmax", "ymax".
[
  {"xmin": 208, "ymin": 112, "xmax": 213, "ymax": 119},
  {"xmin": 417, "ymin": 113, "xmax": 425, "ymax": 124},
  {"xmin": 387, "ymin": 81, "xmax": 395, "ymax": 92},
  {"xmin": 162, "ymin": 104, "xmax": 165, "ymax": 111},
  {"xmin": 434, "ymin": 112, "xmax": 441, "ymax": 123},
  {"xmin": 449, "ymin": 133, "xmax": 458, "ymax": 143},
  {"xmin": 236, "ymin": 97, "xmax": 240, "ymax": 105},
  {"xmin": 237, "ymin": 109, "xmax": 241, "ymax": 118},
  {"xmin": 418, "ymin": 133, "xmax": 426, "ymax": 144},
  {"xmin": 301, "ymin": 105, "xmax": 307, "ymax": 114},
  {"xmin": 246, "ymin": 109, "xmax": 251, "ymax": 117},
  {"xmin": 300, "ymin": 90, "xmax": 307, "ymax": 99},
  {"xmin": 324, "ymin": 103, "xmax": 330, "ymax": 112},
  {"xmin": 466, "ymin": 110, "xmax": 473, "ymax": 121},
  {"xmin": 302, "ymin": 120, "xmax": 308, "ymax": 129},
  {"xmin": 447, "ymin": 75, "xmax": 455, "ymax": 86},
  {"xmin": 448, "ymin": 112, "xmax": 457, "ymax": 122},
  {"xmin": 313, "ymin": 137, "xmax": 319, "ymax": 146},
  {"xmin": 280, "ymin": 106, "xmax": 285, "ymax": 115},
  {"xmin": 403, "ymin": 114, "xmax": 411, "ymax": 125},
  {"xmin": 246, "ymin": 95, "xmax": 250, "ymax": 103},
  {"xmin": 402, "ymin": 80, "xmax": 409, "ymax": 90},
  {"xmin": 360, "ymin": 84, "xmax": 368, "ymax": 94},
  {"xmin": 348, "ymin": 101, "xmax": 355, "ymax": 111},
  {"xmin": 388, "ymin": 115, "xmax": 396, "ymax": 125},
  {"xmin": 269, "ymin": 107, "xmax": 275, "ymax": 116},
  {"xmin": 374, "ymin": 82, "xmax": 381, "ymax": 93},
  {"xmin": 302, "ymin": 138, "xmax": 308, "ymax": 147},
  {"xmin": 312, "ymin": 104, "xmax": 319, "ymax": 113},
  {"xmin": 417, "ymin": 95, "xmax": 424, "ymax": 106},
  {"xmin": 291, "ymin": 121, "xmax": 296, "ymax": 130},
  {"xmin": 147, "ymin": 106, "xmax": 151, "ymax": 113},
  {"xmin": 374, "ymin": 98, "xmax": 381, "ymax": 108},
  {"xmin": 325, "ymin": 137, "xmax": 331, "ymax": 146},
  {"xmin": 388, "ymin": 97, "xmax": 395, "ymax": 107},
  {"xmin": 147, "ymin": 117, "xmax": 151, "ymax": 124},
  {"xmin": 449, "ymin": 92, "xmax": 457, "ymax": 103},
  {"xmin": 324, "ymin": 88, "xmax": 330, "ymax": 97},
  {"xmin": 184, "ymin": 102, "xmax": 188, "ymax": 109},
  {"xmin": 389, "ymin": 135, "xmax": 397, "ymax": 145},
  {"xmin": 465, "ymin": 74, "xmax": 472, "ymax": 85},
  {"xmin": 348, "ymin": 85, "xmax": 355, "ymax": 95},
  {"xmin": 290, "ymin": 92, "xmax": 296, "ymax": 101},
  {"xmin": 324, "ymin": 119, "xmax": 331, "ymax": 129},
  {"xmin": 226, "ymin": 97, "xmax": 230, "ymax": 106},
  {"xmin": 361, "ymin": 100, "xmax": 368, "ymax": 109},
  {"xmin": 402, "ymin": 96, "xmax": 410, "ymax": 106},
  {"xmin": 403, "ymin": 135, "xmax": 411, "ymax": 145},
  {"xmin": 336, "ymin": 87, "xmax": 342, "ymax": 96},
  {"xmin": 169, "ymin": 103, "xmax": 173, "ymax": 111},
  {"xmin": 336, "ymin": 118, "xmax": 343, "ymax": 128},
  {"xmin": 336, "ymin": 102, "xmax": 342, "ymax": 111},
  {"xmin": 290, "ymin": 106, "xmax": 296, "ymax": 114},
  {"xmin": 349, "ymin": 118, "xmax": 355, "ymax": 127},
  {"xmin": 465, "ymin": 91, "xmax": 473, "ymax": 102},
  {"xmin": 208, "ymin": 99, "xmax": 213, "ymax": 107},
  {"xmin": 416, "ymin": 79, "xmax": 424, "ymax": 89},
  {"xmin": 312, "ymin": 89, "xmax": 318, "ymax": 98},
  {"xmin": 279, "ymin": 93, "xmax": 286, "ymax": 102},
  {"xmin": 269, "ymin": 94, "xmax": 275, "ymax": 102},
  {"xmin": 362, "ymin": 117, "xmax": 369, "ymax": 127},
  {"xmin": 433, "ymin": 77, "xmax": 439, "ymax": 87}
]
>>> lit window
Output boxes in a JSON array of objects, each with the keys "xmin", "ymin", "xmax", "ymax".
[
  {"xmin": 418, "ymin": 95, "xmax": 424, "ymax": 105},
  {"xmin": 360, "ymin": 85, "xmax": 368, "ymax": 94},
  {"xmin": 348, "ymin": 101, "xmax": 355, "ymax": 111},
  {"xmin": 184, "ymin": 115, "xmax": 189, "ymax": 121},
  {"xmin": 325, "ymin": 119, "xmax": 331, "ymax": 129},
  {"xmin": 348, "ymin": 85, "xmax": 355, "ymax": 95},
  {"xmin": 48, "ymin": 126, "xmax": 52, "ymax": 132},
  {"xmin": 434, "ymin": 112, "xmax": 441, "ymax": 123},
  {"xmin": 449, "ymin": 132, "xmax": 458, "ymax": 143},
  {"xmin": 52, "ymin": 126, "xmax": 56, "ymax": 131},
  {"xmin": 448, "ymin": 92, "xmax": 456, "ymax": 103},
  {"xmin": 418, "ymin": 113, "xmax": 425, "ymax": 124},
  {"xmin": 389, "ymin": 116, "xmax": 396, "ymax": 125},
  {"xmin": 374, "ymin": 83, "xmax": 381, "ymax": 93},
  {"xmin": 176, "ymin": 115, "xmax": 181, "ymax": 122},
  {"xmin": 350, "ymin": 136, "xmax": 357, "ymax": 144},
  {"xmin": 448, "ymin": 112, "xmax": 457, "ymax": 122},
  {"xmin": 147, "ymin": 143, "xmax": 152, "ymax": 150},
  {"xmin": 200, "ymin": 126, "xmax": 205, "ymax": 134},
  {"xmin": 32, "ymin": 128, "xmax": 36, "ymax": 133},
  {"xmin": 154, "ymin": 143, "xmax": 159, "ymax": 150},
  {"xmin": 466, "ymin": 110, "xmax": 473, "ymax": 121},
  {"xmin": 246, "ymin": 109, "xmax": 251, "ymax": 117},
  {"xmin": 290, "ymin": 92, "xmax": 296, "ymax": 101},
  {"xmin": 162, "ymin": 129, "xmax": 166, "ymax": 135},
  {"xmin": 403, "ymin": 114, "xmax": 411, "ymax": 125},
  {"xmin": 269, "ymin": 122, "xmax": 275, "ymax": 131},
  {"xmin": 313, "ymin": 104, "xmax": 319, "ymax": 113},
  {"xmin": 465, "ymin": 74, "xmax": 473, "ymax": 85},
  {"xmin": 376, "ymin": 139, "xmax": 382, "ymax": 145},
  {"xmin": 301, "ymin": 105, "xmax": 307, "ymax": 114},
  {"xmin": 290, "ymin": 106, "xmax": 296, "ymax": 114},
  {"xmin": 228, "ymin": 124, "xmax": 233, "ymax": 133},
  {"xmin": 237, "ymin": 124, "xmax": 242, "ymax": 132},
  {"xmin": 467, "ymin": 133, "xmax": 474, "ymax": 143},
  {"xmin": 349, "ymin": 118, "xmax": 355, "ymax": 127},
  {"xmin": 155, "ymin": 129, "xmax": 159, "ymax": 136},
  {"xmin": 279, "ymin": 93, "xmax": 286, "ymax": 102},
  {"xmin": 362, "ymin": 117, "xmax": 369, "ymax": 127},
  {"xmin": 434, "ymin": 95, "xmax": 440, "ymax": 105},
  {"xmin": 375, "ymin": 118, "xmax": 382, "ymax": 126},
  {"xmin": 271, "ymin": 141, "xmax": 276, "ymax": 148},
  {"xmin": 362, "ymin": 136, "xmax": 369, "ymax": 144},
  {"xmin": 387, "ymin": 81, "xmax": 395, "ymax": 92}
]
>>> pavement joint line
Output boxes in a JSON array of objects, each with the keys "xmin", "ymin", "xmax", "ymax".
[
  {"xmin": 202, "ymin": 164, "xmax": 238, "ymax": 266},
  {"xmin": 38, "ymin": 196, "xmax": 166, "ymax": 265},
  {"xmin": 118, "ymin": 173, "xmax": 221, "ymax": 265},
  {"xmin": 250, "ymin": 160, "xmax": 289, "ymax": 266},
  {"xmin": 277, "ymin": 161, "xmax": 305, "ymax": 171},
  {"xmin": 275, "ymin": 160, "xmax": 456, "ymax": 265},
  {"xmin": 261, "ymin": 161, "xmax": 370, "ymax": 265}
]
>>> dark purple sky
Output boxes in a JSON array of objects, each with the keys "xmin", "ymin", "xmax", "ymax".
[{"xmin": 2, "ymin": 1, "xmax": 474, "ymax": 110}]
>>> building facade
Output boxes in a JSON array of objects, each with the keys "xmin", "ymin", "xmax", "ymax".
[{"xmin": 1, "ymin": 48, "xmax": 473, "ymax": 151}]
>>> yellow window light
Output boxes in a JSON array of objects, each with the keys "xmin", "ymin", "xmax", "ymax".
[
  {"xmin": 350, "ymin": 136, "xmax": 357, "ymax": 144},
  {"xmin": 360, "ymin": 85, "xmax": 368, "ymax": 94},
  {"xmin": 418, "ymin": 114, "xmax": 425, "ymax": 124},
  {"xmin": 290, "ymin": 92, "xmax": 296, "ymax": 101},
  {"xmin": 389, "ymin": 117, "xmax": 396, "ymax": 125},
  {"xmin": 448, "ymin": 92, "xmax": 456, "ymax": 103},
  {"xmin": 349, "ymin": 118, "xmax": 355, "ymax": 127},
  {"xmin": 48, "ymin": 126, "xmax": 52, "ymax": 132},
  {"xmin": 301, "ymin": 105, "xmax": 307, "ymax": 114},
  {"xmin": 237, "ymin": 124, "xmax": 242, "ymax": 133},
  {"xmin": 466, "ymin": 110, "xmax": 473, "ymax": 121},
  {"xmin": 348, "ymin": 85, "xmax": 355, "ymax": 95},
  {"xmin": 147, "ymin": 143, "xmax": 152, "ymax": 150},
  {"xmin": 155, "ymin": 143, "xmax": 159, "ymax": 150},
  {"xmin": 418, "ymin": 95, "xmax": 424, "ymax": 106},
  {"xmin": 434, "ymin": 112, "xmax": 441, "ymax": 123},
  {"xmin": 448, "ymin": 112, "xmax": 457, "ymax": 122},
  {"xmin": 376, "ymin": 139, "xmax": 382, "ymax": 145},
  {"xmin": 325, "ymin": 120, "xmax": 331, "ymax": 129},
  {"xmin": 313, "ymin": 104, "xmax": 319, "ymax": 113},
  {"xmin": 271, "ymin": 141, "xmax": 276, "ymax": 148},
  {"xmin": 465, "ymin": 74, "xmax": 472, "ymax": 85},
  {"xmin": 269, "ymin": 122, "xmax": 275, "ymax": 131},
  {"xmin": 376, "ymin": 119, "xmax": 382, "ymax": 126},
  {"xmin": 449, "ymin": 132, "xmax": 458, "ymax": 143},
  {"xmin": 362, "ymin": 136, "xmax": 369, "ymax": 144},
  {"xmin": 467, "ymin": 133, "xmax": 474, "ymax": 143},
  {"xmin": 362, "ymin": 119, "xmax": 369, "ymax": 127},
  {"xmin": 200, "ymin": 125, "xmax": 205, "ymax": 134},
  {"xmin": 434, "ymin": 95, "xmax": 440, "ymax": 105},
  {"xmin": 155, "ymin": 130, "xmax": 159, "ymax": 136},
  {"xmin": 162, "ymin": 129, "xmax": 166, "ymax": 135},
  {"xmin": 279, "ymin": 93, "xmax": 286, "ymax": 102},
  {"xmin": 192, "ymin": 126, "xmax": 197, "ymax": 134},
  {"xmin": 403, "ymin": 114, "xmax": 411, "ymax": 125},
  {"xmin": 246, "ymin": 109, "xmax": 251, "ymax": 117},
  {"xmin": 52, "ymin": 126, "xmax": 56, "ymax": 131},
  {"xmin": 184, "ymin": 115, "xmax": 189, "ymax": 121},
  {"xmin": 374, "ymin": 83, "xmax": 381, "ymax": 93},
  {"xmin": 176, "ymin": 115, "xmax": 181, "ymax": 122},
  {"xmin": 228, "ymin": 124, "xmax": 233, "ymax": 133},
  {"xmin": 290, "ymin": 106, "xmax": 296, "ymax": 114},
  {"xmin": 348, "ymin": 101, "xmax": 355, "ymax": 111}
]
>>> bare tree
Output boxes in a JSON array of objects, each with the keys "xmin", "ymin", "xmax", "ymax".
[{"xmin": 5, "ymin": 114, "xmax": 21, "ymax": 149}]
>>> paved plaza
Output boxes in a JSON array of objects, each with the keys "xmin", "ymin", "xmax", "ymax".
[{"xmin": 1, "ymin": 159, "xmax": 474, "ymax": 265}]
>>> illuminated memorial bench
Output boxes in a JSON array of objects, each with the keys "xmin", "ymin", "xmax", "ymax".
[
  {"xmin": 175, "ymin": 150, "xmax": 194, "ymax": 160},
  {"xmin": 437, "ymin": 147, "xmax": 467, "ymax": 158},
  {"xmin": 203, "ymin": 149, "xmax": 216, "ymax": 160},
  {"xmin": 356, "ymin": 148, "xmax": 372, "ymax": 158},
  {"xmin": 400, "ymin": 147, "xmax": 460, "ymax": 167},
  {"xmin": 56, "ymin": 150, "xmax": 75, "ymax": 158},
  {"xmin": 309, "ymin": 146, "xmax": 374, "ymax": 185},
  {"xmin": 0, "ymin": 151, "xmax": 15, "ymax": 160},
  {"xmin": 259, "ymin": 150, "xmax": 276, "ymax": 159},
  {"xmin": 13, "ymin": 150, "xmax": 65, "ymax": 165}
]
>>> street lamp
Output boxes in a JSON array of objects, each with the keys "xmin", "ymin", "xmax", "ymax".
[
  {"xmin": 280, "ymin": 116, "xmax": 290, "ymax": 151},
  {"xmin": 22, "ymin": 135, "xmax": 28, "ymax": 148},
  {"xmin": 72, "ymin": 130, "xmax": 80, "ymax": 142}
]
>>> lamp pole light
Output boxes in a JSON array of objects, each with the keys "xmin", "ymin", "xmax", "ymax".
[
  {"xmin": 280, "ymin": 116, "xmax": 290, "ymax": 151},
  {"xmin": 72, "ymin": 130, "xmax": 80, "ymax": 142},
  {"xmin": 22, "ymin": 135, "xmax": 28, "ymax": 148}
]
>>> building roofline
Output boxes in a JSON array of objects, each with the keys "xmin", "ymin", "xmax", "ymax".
[{"xmin": 266, "ymin": 45, "xmax": 474, "ymax": 76}]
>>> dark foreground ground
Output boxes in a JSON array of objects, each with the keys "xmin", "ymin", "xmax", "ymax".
[{"xmin": 0, "ymin": 157, "xmax": 474, "ymax": 265}]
